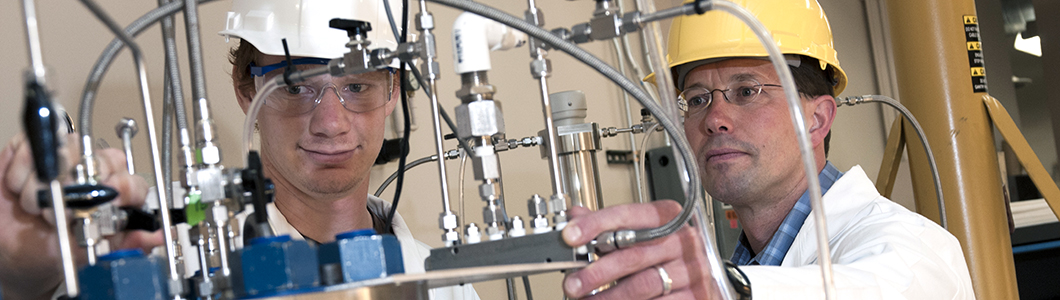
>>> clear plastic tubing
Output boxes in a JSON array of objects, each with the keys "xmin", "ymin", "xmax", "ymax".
[{"xmin": 712, "ymin": 1, "xmax": 837, "ymax": 298}]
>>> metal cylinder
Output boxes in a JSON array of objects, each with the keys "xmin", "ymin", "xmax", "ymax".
[
  {"xmin": 886, "ymin": 1, "xmax": 1018, "ymax": 298},
  {"xmin": 550, "ymin": 91, "xmax": 603, "ymax": 210},
  {"xmin": 557, "ymin": 142, "xmax": 603, "ymax": 210}
]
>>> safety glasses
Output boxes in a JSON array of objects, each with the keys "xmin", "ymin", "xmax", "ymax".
[
  {"xmin": 251, "ymin": 59, "xmax": 395, "ymax": 116},
  {"xmin": 677, "ymin": 78, "xmax": 783, "ymax": 117}
]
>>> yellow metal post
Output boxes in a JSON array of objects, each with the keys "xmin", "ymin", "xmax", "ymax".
[
  {"xmin": 885, "ymin": 1, "xmax": 1019, "ymax": 299},
  {"xmin": 876, "ymin": 116, "xmax": 906, "ymax": 198},
  {"xmin": 984, "ymin": 95, "xmax": 1060, "ymax": 220}
]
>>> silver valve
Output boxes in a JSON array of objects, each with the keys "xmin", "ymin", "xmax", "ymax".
[
  {"xmin": 465, "ymin": 223, "xmax": 482, "ymax": 244},
  {"xmin": 114, "ymin": 117, "xmax": 137, "ymax": 174},
  {"xmin": 527, "ymin": 194, "xmax": 551, "ymax": 234},
  {"xmin": 509, "ymin": 216, "xmax": 527, "ymax": 237}
]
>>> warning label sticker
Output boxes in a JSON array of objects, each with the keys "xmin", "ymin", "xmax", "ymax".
[
  {"xmin": 964, "ymin": 15, "xmax": 987, "ymax": 93},
  {"xmin": 971, "ymin": 67, "xmax": 986, "ymax": 77}
]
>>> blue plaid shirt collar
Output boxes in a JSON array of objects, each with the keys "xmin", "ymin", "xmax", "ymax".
[{"xmin": 730, "ymin": 162, "xmax": 844, "ymax": 266}]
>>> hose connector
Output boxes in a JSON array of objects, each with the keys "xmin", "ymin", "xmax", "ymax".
[{"xmin": 593, "ymin": 230, "xmax": 637, "ymax": 254}]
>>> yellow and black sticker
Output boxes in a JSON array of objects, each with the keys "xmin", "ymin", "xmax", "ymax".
[
  {"xmin": 964, "ymin": 14, "xmax": 987, "ymax": 93},
  {"xmin": 971, "ymin": 67, "xmax": 986, "ymax": 77}
]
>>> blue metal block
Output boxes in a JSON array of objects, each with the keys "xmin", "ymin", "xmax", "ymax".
[
  {"xmin": 239, "ymin": 235, "xmax": 320, "ymax": 296},
  {"xmin": 78, "ymin": 249, "xmax": 169, "ymax": 300},
  {"xmin": 320, "ymin": 229, "xmax": 405, "ymax": 283}
]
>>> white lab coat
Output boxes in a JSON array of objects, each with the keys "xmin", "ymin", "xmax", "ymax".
[
  {"xmin": 741, "ymin": 165, "xmax": 975, "ymax": 299},
  {"xmin": 250, "ymin": 195, "xmax": 481, "ymax": 300}
]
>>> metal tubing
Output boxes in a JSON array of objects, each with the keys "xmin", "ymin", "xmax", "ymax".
[
  {"xmin": 525, "ymin": 1, "xmax": 568, "ymax": 200},
  {"xmin": 50, "ymin": 181, "xmax": 79, "ymax": 297},
  {"xmin": 426, "ymin": 78, "xmax": 453, "ymax": 213},
  {"xmin": 78, "ymin": 0, "xmax": 181, "ymax": 284},
  {"xmin": 118, "ymin": 123, "xmax": 136, "ymax": 174},
  {"xmin": 184, "ymin": 0, "xmax": 211, "ymax": 131},
  {"xmin": 22, "ymin": 2, "xmax": 77, "ymax": 294},
  {"xmin": 20, "ymin": 0, "xmax": 46, "ymax": 84},
  {"xmin": 158, "ymin": 0, "xmax": 191, "ymax": 210},
  {"xmin": 535, "ymin": 79, "xmax": 567, "ymax": 198},
  {"xmin": 842, "ymin": 95, "xmax": 947, "ymax": 228},
  {"xmin": 610, "ymin": 38, "xmax": 646, "ymax": 203},
  {"xmin": 886, "ymin": 1, "xmax": 1017, "ymax": 298},
  {"xmin": 635, "ymin": 4, "xmax": 693, "ymax": 26},
  {"xmin": 426, "ymin": 0, "xmax": 702, "ymax": 255},
  {"xmin": 77, "ymin": 0, "xmax": 215, "ymax": 183},
  {"xmin": 415, "ymin": 4, "xmax": 453, "ymax": 216}
]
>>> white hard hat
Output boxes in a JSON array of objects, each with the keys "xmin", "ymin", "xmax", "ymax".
[{"xmin": 219, "ymin": 0, "xmax": 401, "ymax": 59}]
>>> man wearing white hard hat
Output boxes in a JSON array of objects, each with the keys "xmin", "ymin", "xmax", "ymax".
[
  {"xmin": 220, "ymin": 0, "xmax": 477, "ymax": 299},
  {"xmin": 559, "ymin": 0, "xmax": 975, "ymax": 299}
]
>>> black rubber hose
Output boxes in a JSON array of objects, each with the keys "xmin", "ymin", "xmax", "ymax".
[{"xmin": 384, "ymin": 0, "xmax": 414, "ymax": 233}]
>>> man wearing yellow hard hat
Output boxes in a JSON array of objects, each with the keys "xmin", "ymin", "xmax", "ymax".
[{"xmin": 560, "ymin": 0, "xmax": 976, "ymax": 299}]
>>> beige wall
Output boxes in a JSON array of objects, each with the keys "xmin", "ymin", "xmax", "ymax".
[{"xmin": 1, "ymin": 0, "xmax": 918, "ymax": 298}]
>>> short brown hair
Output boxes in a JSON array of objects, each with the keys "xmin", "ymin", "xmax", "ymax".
[
  {"xmin": 229, "ymin": 39, "xmax": 261, "ymax": 97},
  {"xmin": 789, "ymin": 55, "xmax": 835, "ymax": 155}
]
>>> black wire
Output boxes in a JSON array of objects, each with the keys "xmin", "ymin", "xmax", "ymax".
[
  {"xmin": 384, "ymin": 0, "xmax": 412, "ymax": 233},
  {"xmin": 381, "ymin": 0, "xmax": 470, "ymax": 155},
  {"xmin": 407, "ymin": 64, "xmax": 473, "ymax": 154}
]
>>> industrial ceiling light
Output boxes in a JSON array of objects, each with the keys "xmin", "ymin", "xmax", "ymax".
[{"xmin": 1014, "ymin": 32, "xmax": 1042, "ymax": 57}]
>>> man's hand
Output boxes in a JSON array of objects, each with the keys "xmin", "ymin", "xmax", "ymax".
[
  {"xmin": 0, "ymin": 134, "xmax": 162, "ymax": 300},
  {"xmin": 562, "ymin": 201, "xmax": 722, "ymax": 299}
]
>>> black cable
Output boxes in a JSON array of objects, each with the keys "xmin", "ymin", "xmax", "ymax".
[
  {"xmin": 384, "ymin": 0, "xmax": 412, "ymax": 233},
  {"xmin": 522, "ymin": 276, "xmax": 533, "ymax": 300},
  {"xmin": 374, "ymin": 155, "xmax": 438, "ymax": 197},
  {"xmin": 407, "ymin": 64, "xmax": 473, "ymax": 154},
  {"xmin": 379, "ymin": 1, "xmax": 472, "ymax": 155}
]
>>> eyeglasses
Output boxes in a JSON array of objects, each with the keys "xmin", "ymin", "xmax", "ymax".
[
  {"xmin": 252, "ymin": 59, "xmax": 395, "ymax": 116},
  {"xmin": 677, "ymin": 78, "xmax": 783, "ymax": 116}
]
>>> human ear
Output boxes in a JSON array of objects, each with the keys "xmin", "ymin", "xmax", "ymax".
[
  {"xmin": 233, "ymin": 65, "xmax": 256, "ymax": 114},
  {"xmin": 808, "ymin": 94, "xmax": 837, "ymax": 148}
]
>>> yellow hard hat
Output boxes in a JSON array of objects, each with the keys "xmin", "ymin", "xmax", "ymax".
[{"xmin": 647, "ymin": 0, "xmax": 847, "ymax": 95}]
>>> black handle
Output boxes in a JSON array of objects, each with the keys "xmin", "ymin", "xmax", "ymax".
[
  {"xmin": 329, "ymin": 18, "xmax": 372, "ymax": 38},
  {"xmin": 37, "ymin": 184, "xmax": 119, "ymax": 209},
  {"xmin": 242, "ymin": 151, "xmax": 274, "ymax": 235},
  {"xmin": 23, "ymin": 80, "xmax": 61, "ymax": 182},
  {"xmin": 121, "ymin": 207, "xmax": 161, "ymax": 231}
]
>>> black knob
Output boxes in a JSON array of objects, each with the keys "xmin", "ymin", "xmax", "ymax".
[
  {"xmin": 23, "ymin": 80, "xmax": 61, "ymax": 182},
  {"xmin": 37, "ymin": 184, "xmax": 120, "ymax": 209},
  {"xmin": 242, "ymin": 151, "xmax": 273, "ymax": 232},
  {"xmin": 329, "ymin": 18, "xmax": 372, "ymax": 38}
]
